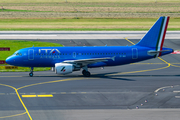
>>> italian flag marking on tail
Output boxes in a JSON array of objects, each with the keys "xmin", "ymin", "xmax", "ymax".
[{"xmin": 156, "ymin": 16, "xmax": 170, "ymax": 57}]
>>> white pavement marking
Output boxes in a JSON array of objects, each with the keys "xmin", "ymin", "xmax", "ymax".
[
  {"xmin": 0, "ymin": 35, "xmax": 57, "ymax": 36},
  {"xmin": 173, "ymin": 91, "xmax": 180, "ymax": 93},
  {"xmin": 154, "ymin": 85, "xmax": 179, "ymax": 93},
  {"xmin": 154, "ymin": 86, "xmax": 172, "ymax": 92},
  {"xmin": 175, "ymin": 96, "xmax": 180, "ymax": 98},
  {"xmin": 0, "ymin": 31, "xmax": 179, "ymax": 39}
]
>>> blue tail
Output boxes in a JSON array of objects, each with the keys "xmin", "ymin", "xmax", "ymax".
[{"xmin": 135, "ymin": 16, "xmax": 170, "ymax": 51}]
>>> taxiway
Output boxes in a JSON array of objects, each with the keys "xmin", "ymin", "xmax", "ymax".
[{"xmin": 0, "ymin": 31, "xmax": 180, "ymax": 120}]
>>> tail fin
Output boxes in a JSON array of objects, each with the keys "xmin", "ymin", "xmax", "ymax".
[{"xmin": 135, "ymin": 16, "xmax": 170, "ymax": 56}]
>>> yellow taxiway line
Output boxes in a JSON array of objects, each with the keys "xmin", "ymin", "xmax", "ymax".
[
  {"xmin": 0, "ymin": 78, "xmax": 88, "ymax": 120},
  {"xmin": 104, "ymin": 38, "xmax": 171, "ymax": 76},
  {"xmin": 22, "ymin": 94, "xmax": 53, "ymax": 98},
  {"xmin": 0, "ymin": 112, "xmax": 27, "ymax": 119},
  {"xmin": 0, "ymin": 83, "xmax": 33, "ymax": 120}
]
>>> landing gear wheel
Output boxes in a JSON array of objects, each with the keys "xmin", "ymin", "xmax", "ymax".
[
  {"xmin": 82, "ymin": 70, "xmax": 91, "ymax": 77},
  {"xmin": 29, "ymin": 67, "xmax": 34, "ymax": 77},
  {"xmin": 29, "ymin": 72, "xmax": 33, "ymax": 77},
  {"xmin": 82, "ymin": 70, "xmax": 86, "ymax": 75}
]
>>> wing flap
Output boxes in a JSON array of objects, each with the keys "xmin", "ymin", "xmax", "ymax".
[{"xmin": 63, "ymin": 57, "xmax": 114, "ymax": 66}]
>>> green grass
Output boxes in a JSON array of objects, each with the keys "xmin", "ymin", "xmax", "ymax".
[
  {"xmin": 0, "ymin": 18, "xmax": 179, "ymax": 31},
  {"xmin": 0, "ymin": 40, "xmax": 63, "ymax": 72},
  {"xmin": 1, "ymin": 0, "xmax": 180, "ymax": 3},
  {"xmin": 0, "ymin": 9, "xmax": 51, "ymax": 12}
]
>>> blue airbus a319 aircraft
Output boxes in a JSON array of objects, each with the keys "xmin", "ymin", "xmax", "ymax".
[{"xmin": 6, "ymin": 16, "xmax": 173, "ymax": 77}]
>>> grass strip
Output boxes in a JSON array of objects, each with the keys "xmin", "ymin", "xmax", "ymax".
[
  {"xmin": 0, "ymin": 18, "xmax": 179, "ymax": 31},
  {"xmin": 0, "ymin": 40, "xmax": 63, "ymax": 72},
  {"xmin": 1, "ymin": 0, "xmax": 180, "ymax": 3},
  {"xmin": 0, "ymin": 9, "xmax": 51, "ymax": 12}
]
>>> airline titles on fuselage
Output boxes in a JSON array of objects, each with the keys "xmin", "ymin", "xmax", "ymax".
[{"xmin": 37, "ymin": 48, "xmax": 127, "ymax": 59}]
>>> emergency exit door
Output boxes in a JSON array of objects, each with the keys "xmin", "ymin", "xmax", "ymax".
[
  {"xmin": 132, "ymin": 48, "xmax": 138, "ymax": 59},
  {"xmin": 28, "ymin": 49, "xmax": 34, "ymax": 60}
]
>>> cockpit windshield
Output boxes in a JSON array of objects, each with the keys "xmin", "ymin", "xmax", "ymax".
[{"xmin": 13, "ymin": 51, "xmax": 22, "ymax": 56}]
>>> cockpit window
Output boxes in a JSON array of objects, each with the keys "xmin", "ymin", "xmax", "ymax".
[{"xmin": 14, "ymin": 53, "xmax": 22, "ymax": 56}]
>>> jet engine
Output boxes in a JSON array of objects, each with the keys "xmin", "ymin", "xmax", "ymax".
[{"xmin": 55, "ymin": 63, "xmax": 74, "ymax": 74}]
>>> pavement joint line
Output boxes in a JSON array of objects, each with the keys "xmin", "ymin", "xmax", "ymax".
[
  {"xmin": 0, "ymin": 91, "xmax": 142, "ymax": 95},
  {"xmin": 47, "ymin": 91, "xmax": 149, "ymax": 94},
  {"xmin": 0, "ymin": 76, "xmax": 22, "ymax": 77}
]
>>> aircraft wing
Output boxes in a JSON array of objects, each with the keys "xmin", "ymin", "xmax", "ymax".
[{"xmin": 63, "ymin": 57, "xmax": 115, "ymax": 66}]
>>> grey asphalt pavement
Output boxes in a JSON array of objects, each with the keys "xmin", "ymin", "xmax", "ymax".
[{"xmin": 0, "ymin": 31, "xmax": 180, "ymax": 120}]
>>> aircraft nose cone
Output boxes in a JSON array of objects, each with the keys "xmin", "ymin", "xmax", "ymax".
[
  {"xmin": 6, "ymin": 58, "xmax": 10, "ymax": 64},
  {"xmin": 6, "ymin": 57, "xmax": 12, "ymax": 65}
]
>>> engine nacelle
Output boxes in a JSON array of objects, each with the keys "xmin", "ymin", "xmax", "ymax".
[{"xmin": 55, "ymin": 63, "xmax": 73, "ymax": 74}]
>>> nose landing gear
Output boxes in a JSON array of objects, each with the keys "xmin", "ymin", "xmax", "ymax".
[{"xmin": 29, "ymin": 67, "xmax": 34, "ymax": 77}]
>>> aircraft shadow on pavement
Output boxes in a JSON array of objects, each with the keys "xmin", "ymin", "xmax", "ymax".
[
  {"xmin": 25, "ymin": 72, "xmax": 180, "ymax": 81},
  {"xmin": 25, "ymin": 72, "xmax": 135, "ymax": 81}
]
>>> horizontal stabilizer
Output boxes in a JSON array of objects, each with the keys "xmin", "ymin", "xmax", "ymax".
[
  {"xmin": 148, "ymin": 50, "xmax": 172, "ymax": 56},
  {"xmin": 148, "ymin": 50, "xmax": 172, "ymax": 53}
]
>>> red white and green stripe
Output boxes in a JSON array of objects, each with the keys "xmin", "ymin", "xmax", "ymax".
[{"xmin": 156, "ymin": 16, "xmax": 170, "ymax": 57}]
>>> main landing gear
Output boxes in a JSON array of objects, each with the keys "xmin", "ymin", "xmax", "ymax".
[
  {"xmin": 29, "ymin": 67, "xmax": 34, "ymax": 77},
  {"xmin": 82, "ymin": 70, "xmax": 91, "ymax": 77},
  {"xmin": 82, "ymin": 66, "xmax": 91, "ymax": 77}
]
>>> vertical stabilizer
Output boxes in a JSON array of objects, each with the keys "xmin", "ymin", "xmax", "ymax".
[{"xmin": 135, "ymin": 16, "xmax": 170, "ymax": 57}]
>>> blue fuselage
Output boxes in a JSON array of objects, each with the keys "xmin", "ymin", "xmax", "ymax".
[{"xmin": 6, "ymin": 46, "xmax": 173, "ymax": 68}]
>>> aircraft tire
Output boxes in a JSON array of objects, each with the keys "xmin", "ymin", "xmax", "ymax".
[
  {"xmin": 82, "ymin": 70, "xmax": 91, "ymax": 77},
  {"xmin": 29, "ymin": 72, "xmax": 33, "ymax": 77},
  {"xmin": 82, "ymin": 70, "xmax": 86, "ymax": 75}
]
